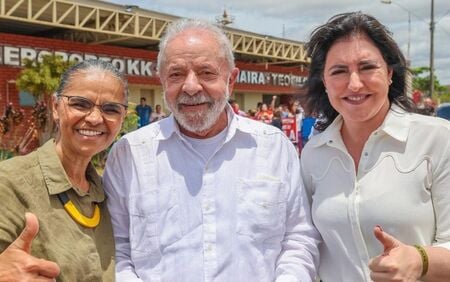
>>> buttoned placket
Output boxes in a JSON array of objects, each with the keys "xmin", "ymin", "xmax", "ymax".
[
  {"xmin": 348, "ymin": 130, "xmax": 380, "ymax": 280},
  {"xmin": 326, "ymin": 136, "xmax": 372, "ymax": 280},
  {"xmin": 201, "ymin": 161, "xmax": 217, "ymax": 282}
]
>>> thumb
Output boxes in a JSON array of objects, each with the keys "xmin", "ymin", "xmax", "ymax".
[
  {"xmin": 11, "ymin": 212, "xmax": 40, "ymax": 253},
  {"xmin": 373, "ymin": 225, "xmax": 400, "ymax": 255}
]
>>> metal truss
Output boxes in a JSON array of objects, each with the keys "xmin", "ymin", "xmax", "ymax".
[{"xmin": 0, "ymin": 0, "xmax": 309, "ymax": 64}]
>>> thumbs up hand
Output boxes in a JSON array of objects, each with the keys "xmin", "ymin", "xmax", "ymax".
[
  {"xmin": 368, "ymin": 225, "xmax": 422, "ymax": 281},
  {"xmin": 0, "ymin": 213, "xmax": 60, "ymax": 281}
]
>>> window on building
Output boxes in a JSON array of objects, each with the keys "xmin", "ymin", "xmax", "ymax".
[{"xmin": 19, "ymin": 91, "xmax": 36, "ymax": 106}]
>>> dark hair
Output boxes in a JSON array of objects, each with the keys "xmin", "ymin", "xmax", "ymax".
[
  {"xmin": 55, "ymin": 59, "xmax": 128, "ymax": 102},
  {"xmin": 305, "ymin": 12, "xmax": 416, "ymax": 131}
]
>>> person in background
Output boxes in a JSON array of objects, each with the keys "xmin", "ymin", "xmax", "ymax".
[
  {"xmin": 135, "ymin": 97, "xmax": 152, "ymax": 127},
  {"xmin": 300, "ymin": 12, "xmax": 450, "ymax": 282},
  {"xmin": 255, "ymin": 96, "xmax": 277, "ymax": 124},
  {"xmin": 300, "ymin": 115, "xmax": 316, "ymax": 148},
  {"xmin": 229, "ymin": 99, "xmax": 247, "ymax": 117},
  {"xmin": 150, "ymin": 104, "xmax": 167, "ymax": 122},
  {"xmin": 288, "ymin": 101, "xmax": 304, "ymax": 152},
  {"xmin": 104, "ymin": 18, "xmax": 320, "ymax": 282},
  {"xmin": 255, "ymin": 103, "xmax": 273, "ymax": 123},
  {"xmin": 281, "ymin": 104, "xmax": 290, "ymax": 118},
  {"xmin": 270, "ymin": 109, "xmax": 283, "ymax": 130},
  {"xmin": 0, "ymin": 60, "xmax": 128, "ymax": 281}
]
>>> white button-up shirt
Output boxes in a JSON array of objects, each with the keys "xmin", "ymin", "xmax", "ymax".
[
  {"xmin": 301, "ymin": 106, "xmax": 450, "ymax": 282},
  {"xmin": 104, "ymin": 108, "xmax": 320, "ymax": 282}
]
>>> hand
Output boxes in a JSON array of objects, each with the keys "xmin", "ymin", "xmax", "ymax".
[
  {"xmin": 368, "ymin": 225, "xmax": 422, "ymax": 282},
  {"xmin": 0, "ymin": 213, "xmax": 60, "ymax": 281}
]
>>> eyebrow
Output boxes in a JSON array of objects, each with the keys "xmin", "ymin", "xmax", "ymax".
[{"xmin": 326, "ymin": 59, "xmax": 381, "ymax": 71}]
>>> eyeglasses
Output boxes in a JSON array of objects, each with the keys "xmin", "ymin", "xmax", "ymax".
[{"xmin": 58, "ymin": 95, "xmax": 127, "ymax": 121}]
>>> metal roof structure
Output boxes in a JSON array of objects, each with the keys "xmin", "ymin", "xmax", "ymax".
[{"xmin": 0, "ymin": 0, "xmax": 309, "ymax": 66}]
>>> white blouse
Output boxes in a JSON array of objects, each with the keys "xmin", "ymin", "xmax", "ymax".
[{"xmin": 301, "ymin": 106, "xmax": 450, "ymax": 282}]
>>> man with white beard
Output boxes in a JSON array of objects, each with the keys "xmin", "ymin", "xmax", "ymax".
[{"xmin": 103, "ymin": 18, "xmax": 320, "ymax": 282}]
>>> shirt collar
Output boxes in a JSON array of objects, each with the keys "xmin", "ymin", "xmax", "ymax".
[
  {"xmin": 37, "ymin": 139, "xmax": 105, "ymax": 202},
  {"xmin": 313, "ymin": 104, "xmax": 410, "ymax": 148},
  {"xmin": 313, "ymin": 115, "xmax": 344, "ymax": 148},
  {"xmin": 379, "ymin": 104, "xmax": 410, "ymax": 142}
]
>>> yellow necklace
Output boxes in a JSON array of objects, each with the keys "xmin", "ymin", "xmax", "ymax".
[{"xmin": 57, "ymin": 192, "xmax": 100, "ymax": 228}]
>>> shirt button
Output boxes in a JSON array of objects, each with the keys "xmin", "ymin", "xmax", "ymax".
[{"xmin": 364, "ymin": 152, "xmax": 369, "ymax": 157}]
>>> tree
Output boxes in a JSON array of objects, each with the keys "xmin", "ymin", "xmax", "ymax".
[
  {"xmin": 16, "ymin": 55, "xmax": 74, "ymax": 146},
  {"xmin": 411, "ymin": 67, "xmax": 448, "ymax": 101}
]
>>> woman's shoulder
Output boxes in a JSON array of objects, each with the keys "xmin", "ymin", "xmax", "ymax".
[
  {"xmin": 0, "ymin": 150, "xmax": 38, "ymax": 174},
  {"xmin": 408, "ymin": 112, "xmax": 450, "ymax": 132}
]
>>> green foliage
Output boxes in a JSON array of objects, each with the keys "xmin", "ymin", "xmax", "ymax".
[
  {"xmin": 16, "ymin": 55, "xmax": 73, "ymax": 99},
  {"xmin": 411, "ymin": 66, "xmax": 448, "ymax": 97},
  {"xmin": 438, "ymin": 92, "xmax": 450, "ymax": 103},
  {"xmin": 15, "ymin": 55, "xmax": 75, "ymax": 145},
  {"xmin": 92, "ymin": 107, "xmax": 139, "ymax": 174},
  {"xmin": 120, "ymin": 103, "xmax": 139, "ymax": 136},
  {"xmin": 0, "ymin": 149, "xmax": 14, "ymax": 161}
]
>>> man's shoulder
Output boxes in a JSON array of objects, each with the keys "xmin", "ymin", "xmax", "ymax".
[
  {"xmin": 120, "ymin": 118, "xmax": 171, "ymax": 145},
  {"xmin": 236, "ymin": 116, "xmax": 283, "ymax": 136}
]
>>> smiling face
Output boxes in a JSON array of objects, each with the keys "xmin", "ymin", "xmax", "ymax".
[
  {"xmin": 159, "ymin": 28, "xmax": 239, "ymax": 138},
  {"xmin": 52, "ymin": 69, "xmax": 125, "ymax": 159},
  {"xmin": 323, "ymin": 33, "xmax": 393, "ymax": 130}
]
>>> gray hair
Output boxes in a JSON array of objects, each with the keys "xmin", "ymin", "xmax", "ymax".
[
  {"xmin": 157, "ymin": 18, "xmax": 235, "ymax": 73},
  {"xmin": 55, "ymin": 59, "xmax": 128, "ymax": 102}
]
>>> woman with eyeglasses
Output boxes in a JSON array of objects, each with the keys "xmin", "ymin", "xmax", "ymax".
[
  {"xmin": 301, "ymin": 12, "xmax": 450, "ymax": 282},
  {"xmin": 0, "ymin": 59, "xmax": 127, "ymax": 281}
]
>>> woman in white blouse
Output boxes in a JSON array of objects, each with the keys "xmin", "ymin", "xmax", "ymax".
[{"xmin": 301, "ymin": 12, "xmax": 450, "ymax": 281}]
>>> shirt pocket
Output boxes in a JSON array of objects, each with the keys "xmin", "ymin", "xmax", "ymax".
[
  {"xmin": 236, "ymin": 178, "xmax": 286, "ymax": 242},
  {"xmin": 129, "ymin": 186, "xmax": 183, "ymax": 258}
]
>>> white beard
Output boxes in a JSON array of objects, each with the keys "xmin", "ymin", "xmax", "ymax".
[{"xmin": 165, "ymin": 86, "xmax": 230, "ymax": 134}]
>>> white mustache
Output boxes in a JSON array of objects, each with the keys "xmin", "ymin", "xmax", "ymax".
[{"xmin": 177, "ymin": 93, "xmax": 213, "ymax": 106}]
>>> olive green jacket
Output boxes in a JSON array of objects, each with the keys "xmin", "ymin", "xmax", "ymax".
[{"xmin": 0, "ymin": 139, "xmax": 115, "ymax": 281}]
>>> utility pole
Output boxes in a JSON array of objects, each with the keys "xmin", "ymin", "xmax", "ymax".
[{"xmin": 429, "ymin": 0, "xmax": 435, "ymax": 97}]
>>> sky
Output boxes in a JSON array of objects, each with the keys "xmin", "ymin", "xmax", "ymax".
[{"xmin": 104, "ymin": 0, "xmax": 450, "ymax": 85}]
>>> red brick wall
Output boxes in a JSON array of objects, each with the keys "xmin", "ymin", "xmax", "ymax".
[{"xmin": 0, "ymin": 66, "xmax": 37, "ymax": 153}]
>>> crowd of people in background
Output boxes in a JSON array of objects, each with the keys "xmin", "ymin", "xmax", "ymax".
[
  {"xmin": 135, "ymin": 97, "xmax": 167, "ymax": 128},
  {"xmin": 135, "ymin": 95, "xmax": 316, "ymax": 154},
  {"xmin": 229, "ymin": 96, "xmax": 316, "ymax": 154},
  {"xmin": 135, "ymin": 92, "xmax": 442, "ymax": 156}
]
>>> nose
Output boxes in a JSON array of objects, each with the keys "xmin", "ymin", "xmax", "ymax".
[
  {"xmin": 84, "ymin": 106, "xmax": 104, "ymax": 125},
  {"xmin": 182, "ymin": 70, "xmax": 202, "ymax": 96},
  {"xmin": 348, "ymin": 72, "xmax": 363, "ymax": 92}
]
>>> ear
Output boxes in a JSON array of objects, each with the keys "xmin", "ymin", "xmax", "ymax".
[
  {"xmin": 388, "ymin": 67, "xmax": 393, "ymax": 82},
  {"xmin": 228, "ymin": 67, "xmax": 240, "ymax": 91},
  {"xmin": 52, "ymin": 94, "xmax": 60, "ymax": 123},
  {"xmin": 322, "ymin": 76, "xmax": 328, "ymax": 92}
]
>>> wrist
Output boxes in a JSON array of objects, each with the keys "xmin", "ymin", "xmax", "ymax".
[{"xmin": 414, "ymin": 245, "xmax": 429, "ymax": 278}]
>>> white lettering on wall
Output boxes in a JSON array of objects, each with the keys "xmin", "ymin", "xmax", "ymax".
[
  {"xmin": 111, "ymin": 59, "xmax": 125, "ymax": 73},
  {"xmin": 4, "ymin": 46, "xmax": 19, "ymax": 66},
  {"xmin": 0, "ymin": 45, "xmax": 156, "ymax": 77},
  {"xmin": 127, "ymin": 60, "xmax": 140, "ymax": 75},
  {"xmin": 84, "ymin": 54, "xmax": 98, "ymax": 61},
  {"xmin": 54, "ymin": 51, "xmax": 68, "ymax": 61},
  {"xmin": 20, "ymin": 48, "xmax": 36, "ymax": 62},
  {"xmin": 68, "ymin": 53, "xmax": 83, "ymax": 62},
  {"xmin": 237, "ymin": 70, "xmax": 306, "ymax": 87},
  {"xmin": 0, "ymin": 45, "xmax": 305, "ymax": 83}
]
